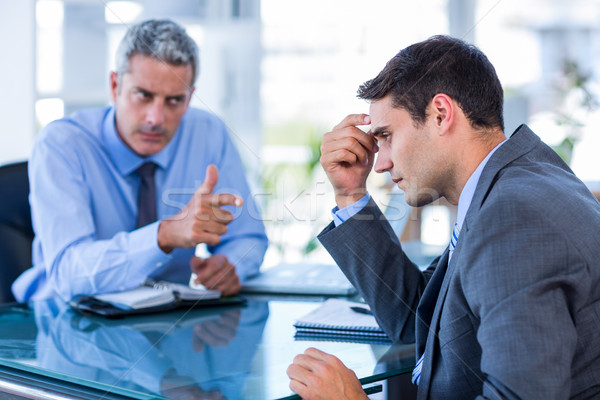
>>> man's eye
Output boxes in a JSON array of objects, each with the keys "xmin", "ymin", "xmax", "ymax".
[
  {"xmin": 167, "ymin": 97, "xmax": 184, "ymax": 106},
  {"xmin": 377, "ymin": 133, "xmax": 391, "ymax": 144},
  {"xmin": 136, "ymin": 91, "xmax": 151, "ymax": 100}
]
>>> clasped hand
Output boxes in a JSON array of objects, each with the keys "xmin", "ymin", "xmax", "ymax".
[{"xmin": 287, "ymin": 347, "xmax": 368, "ymax": 400}]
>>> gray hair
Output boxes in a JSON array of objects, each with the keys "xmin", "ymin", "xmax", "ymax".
[{"xmin": 114, "ymin": 19, "xmax": 199, "ymax": 87}]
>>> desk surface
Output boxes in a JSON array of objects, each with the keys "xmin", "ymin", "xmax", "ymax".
[{"xmin": 0, "ymin": 296, "xmax": 415, "ymax": 400}]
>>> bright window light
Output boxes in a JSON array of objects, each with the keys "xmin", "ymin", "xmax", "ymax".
[
  {"xmin": 36, "ymin": 0, "xmax": 63, "ymax": 29},
  {"xmin": 421, "ymin": 205, "xmax": 451, "ymax": 246},
  {"xmin": 36, "ymin": 98, "xmax": 64, "ymax": 129},
  {"xmin": 105, "ymin": 1, "xmax": 143, "ymax": 24},
  {"xmin": 186, "ymin": 25, "xmax": 205, "ymax": 47}
]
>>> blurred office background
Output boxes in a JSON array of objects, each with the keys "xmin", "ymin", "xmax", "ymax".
[{"xmin": 2, "ymin": 0, "xmax": 600, "ymax": 267}]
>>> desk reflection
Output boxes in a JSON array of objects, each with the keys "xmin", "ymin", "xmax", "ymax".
[{"xmin": 34, "ymin": 299, "xmax": 269, "ymax": 400}]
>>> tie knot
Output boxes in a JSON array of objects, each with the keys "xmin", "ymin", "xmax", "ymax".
[{"xmin": 136, "ymin": 162, "xmax": 157, "ymax": 179}]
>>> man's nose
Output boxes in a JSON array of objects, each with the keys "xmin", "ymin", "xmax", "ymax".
[
  {"xmin": 374, "ymin": 146, "xmax": 392, "ymax": 173},
  {"xmin": 146, "ymin": 101, "xmax": 165, "ymax": 126}
]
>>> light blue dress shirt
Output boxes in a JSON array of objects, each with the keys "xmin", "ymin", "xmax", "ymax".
[
  {"xmin": 13, "ymin": 106, "xmax": 268, "ymax": 302},
  {"xmin": 332, "ymin": 194, "xmax": 371, "ymax": 226}
]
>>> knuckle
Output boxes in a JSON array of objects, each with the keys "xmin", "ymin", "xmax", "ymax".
[
  {"xmin": 342, "ymin": 137, "xmax": 356, "ymax": 148},
  {"xmin": 292, "ymin": 354, "xmax": 304, "ymax": 364}
]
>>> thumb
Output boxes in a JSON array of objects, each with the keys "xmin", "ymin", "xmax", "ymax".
[{"xmin": 198, "ymin": 164, "xmax": 219, "ymax": 195}]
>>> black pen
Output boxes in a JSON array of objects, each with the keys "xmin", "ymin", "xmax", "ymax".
[{"xmin": 350, "ymin": 306, "xmax": 373, "ymax": 315}]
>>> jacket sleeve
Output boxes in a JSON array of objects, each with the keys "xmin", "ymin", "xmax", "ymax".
[{"xmin": 317, "ymin": 198, "xmax": 428, "ymax": 343}]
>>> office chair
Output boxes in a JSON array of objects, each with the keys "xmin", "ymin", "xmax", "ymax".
[{"xmin": 0, "ymin": 161, "xmax": 34, "ymax": 303}]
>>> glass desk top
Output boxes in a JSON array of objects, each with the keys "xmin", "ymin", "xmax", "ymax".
[{"xmin": 0, "ymin": 295, "xmax": 415, "ymax": 400}]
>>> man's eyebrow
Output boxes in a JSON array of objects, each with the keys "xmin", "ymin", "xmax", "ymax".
[
  {"xmin": 134, "ymin": 87, "xmax": 188, "ymax": 99},
  {"xmin": 133, "ymin": 86, "xmax": 154, "ymax": 94}
]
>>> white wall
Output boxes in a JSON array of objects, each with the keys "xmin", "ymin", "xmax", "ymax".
[{"xmin": 0, "ymin": 0, "xmax": 36, "ymax": 165}]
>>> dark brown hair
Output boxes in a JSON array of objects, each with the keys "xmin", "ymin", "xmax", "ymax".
[{"xmin": 358, "ymin": 35, "xmax": 504, "ymax": 131}]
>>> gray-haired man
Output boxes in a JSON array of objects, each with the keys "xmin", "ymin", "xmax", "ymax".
[{"xmin": 13, "ymin": 19, "xmax": 267, "ymax": 302}]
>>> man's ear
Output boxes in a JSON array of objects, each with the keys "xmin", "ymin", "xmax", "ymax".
[
  {"xmin": 109, "ymin": 71, "xmax": 119, "ymax": 104},
  {"xmin": 430, "ymin": 93, "xmax": 454, "ymax": 134}
]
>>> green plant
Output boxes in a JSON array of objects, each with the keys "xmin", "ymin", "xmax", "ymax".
[{"xmin": 552, "ymin": 59, "xmax": 598, "ymax": 164}]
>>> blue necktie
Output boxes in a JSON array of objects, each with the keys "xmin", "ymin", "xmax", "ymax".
[
  {"xmin": 449, "ymin": 222, "xmax": 460, "ymax": 259},
  {"xmin": 412, "ymin": 222, "xmax": 461, "ymax": 385},
  {"xmin": 135, "ymin": 162, "xmax": 157, "ymax": 228}
]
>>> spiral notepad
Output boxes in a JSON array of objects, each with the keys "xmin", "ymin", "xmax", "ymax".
[{"xmin": 293, "ymin": 299, "xmax": 390, "ymax": 343}]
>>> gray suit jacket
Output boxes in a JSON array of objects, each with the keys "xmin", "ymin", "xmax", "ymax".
[{"xmin": 318, "ymin": 125, "xmax": 600, "ymax": 399}]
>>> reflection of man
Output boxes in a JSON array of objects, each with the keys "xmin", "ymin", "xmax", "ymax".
[
  {"xmin": 288, "ymin": 36, "xmax": 600, "ymax": 399},
  {"xmin": 13, "ymin": 19, "xmax": 267, "ymax": 302},
  {"xmin": 34, "ymin": 299, "xmax": 269, "ymax": 400}
]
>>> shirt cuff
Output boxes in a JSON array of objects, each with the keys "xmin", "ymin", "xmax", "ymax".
[
  {"xmin": 332, "ymin": 193, "xmax": 371, "ymax": 226},
  {"xmin": 129, "ymin": 221, "xmax": 173, "ymax": 270}
]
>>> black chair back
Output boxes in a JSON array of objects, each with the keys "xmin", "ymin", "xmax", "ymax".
[{"xmin": 0, "ymin": 161, "xmax": 34, "ymax": 303}]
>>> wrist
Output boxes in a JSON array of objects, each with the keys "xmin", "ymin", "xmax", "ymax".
[
  {"xmin": 335, "ymin": 191, "xmax": 367, "ymax": 209},
  {"xmin": 157, "ymin": 220, "xmax": 174, "ymax": 254}
]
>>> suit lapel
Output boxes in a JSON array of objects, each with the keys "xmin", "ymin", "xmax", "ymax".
[
  {"xmin": 415, "ymin": 249, "xmax": 450, "ymax": 354},
  {"xmin": 468, "ymin": 125, "xmax": 540, "ymax": 219},
  {"xmin": 417, "ymin": 232, "xmax": 465, "ymax": 397},
  {"xmin": 414, "ymin": 249, "xmax": 449, "ymax": 396},
  {"xmin": 417, "ymin": 125, "xmax": 542, "ymax": 397}
]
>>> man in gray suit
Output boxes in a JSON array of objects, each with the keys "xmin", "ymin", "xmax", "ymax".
[{"xmin": 287, "ymin": 36, "xmax": 600, "ymax": 399}]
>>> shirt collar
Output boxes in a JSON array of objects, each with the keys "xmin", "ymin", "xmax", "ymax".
[
  {"xmin": 102, "ymin": 106, "xmax": 182, "ymax": 176},
  {"xmin": 456, "ymin": 138, "xmax": 507, "ymax": 229}
]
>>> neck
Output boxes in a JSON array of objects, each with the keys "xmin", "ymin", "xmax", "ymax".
[{"xmin": 445, "ymin": 127, "xmax": 505, "ymax": 205}]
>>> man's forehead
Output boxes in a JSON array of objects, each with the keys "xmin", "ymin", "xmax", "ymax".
[
  {"xmin": 121, "ymin": 65, "xmax": 193, "ymax": 94},
  {"xmin": 368, "ymin": 98, "xmax": 398, "ymax": 128},
  {"xmin": 127, "ymin": 55, "xmax": 193, "ymax": 80}
]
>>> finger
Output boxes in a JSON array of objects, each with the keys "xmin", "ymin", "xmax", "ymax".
[
  {"xmin": 194, "ymin": 232, "xmax": 222, "ymax": 247},
  {"xmin": 194, "ymin": 255, "xmax": 225, "ymax": 280},
  {"xmin": 332, "ymin": 114, "xmax": 371, "ymax": 131},
  {"xmin": 194, "ymin": 255, "xmax": 235, "ymax": 288},
  {"xmin": 323, "ymin": 127, "xmax": 378, "ymax": 155},
  {"xmin": 198, "ymin": 268, "xmax": 229, "ymax": 290},
  {"xmin": 321, "ymin": 147, "xmax": 361, "ymax": 167},
  {"xmin": 189, "ymin": 256, "xmax": 204, "ymax": 269},
  {"xmin": 207, "ymin": 269, "xmax": 240, "ymax": 294},
  {"xmin": 196, "ymin": 193, "xmax": 242, "ymax": 211},
  {"xmin": 211, "ymin": 208, "xmax": 234, "ymax": 224},
  {"xmin": 336, "ymin": 128, "xmax": 378, "ymax": 153},
  {"xmin": 195, "ymin": 256, "xmax": 241, "ymax": 295},
  {"xmin": 210, "ymin": 193, "xmax": 243, "ymax": 208},
  {"xmin": 287, "ymin": 362, "xmax": 311, "ymax": 381},
  {"xmin": 194, "ymin": 206, "xmax": 234, "ymax": 224},
  {"xmin": 304, "ymin": 347, "xmax": 331, "ymax": 361},
  {"xmin": 191, "ymin": 221, "xmax": 228, "ymax": 239},
  {"xmin": 198, "ymin": 164, "xmax": 219, "ymax": 195},
  {"xmin": 291, "ymin": 352, "xmax": 319, "ymax": 372},
  {"xmin": 216, "ymin": 278, "xmax": 242, "ymax": 297},
  {"xmin": 288, "ymin": 377, "xmax": 309, "ymax": 398}
]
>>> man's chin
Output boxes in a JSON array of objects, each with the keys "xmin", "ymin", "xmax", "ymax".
[
  {"xmin": 132, "ymin": 142, "xmax": 167, "ymax": 157},
  {"xmin": 405, "ymin": 192, "xmax": 441, "ymax": 208}
]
